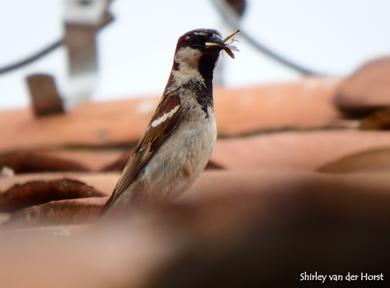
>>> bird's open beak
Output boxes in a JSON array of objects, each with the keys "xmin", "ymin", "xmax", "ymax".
[
  {"xmin": 204, "ymin": 33, "xmax": 225, "ymax": 49},
  {"xmin": 205, "ymin": 30, "xmax": 240, "ymax": 59}
]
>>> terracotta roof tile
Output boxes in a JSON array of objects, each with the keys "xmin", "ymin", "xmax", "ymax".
[
  {"xmin": 6, "ymin": 197, "xmax": 105, "ymax": 227},
  {"xmin": 211, "ymin": 130, "xmax": 390, "ymax": 171},
  {"xmin": 0, "ymin": 150, "xmax": 123, "ymax": 173},
  {"xmin": 335, "ymin": 56, "xmax": 390, "ymax": 116},
  {"xmin": 0, "ymin": 173, "xmax": 116, "ymax": 196},
  {"xmin": 0, "ymin": 78, "xmax": 342, "ymax": 151},
  {"xmin": 359, "ymin": 108, "xmax": 390, "ymax": 130},
  {"xmin": 317, "ymin": 146, "xmax": 390, "ymax": 173},
  {"xmin": 0, "ymin": 98, "xmax": 155, "ymax": 151},
  {"xmin": 0, "ymin": 151, "xmax": 90, "ymax": 173},
  {"xmin": 1, "ymin": 169, "xmax": 390, "ymax": 227},
  {"xmin": 0, "ymin": 178, "xmax": 105, "ymax": 213},
  {"xmin": 184, "ymin": 170, "xmax": 390, "ymax": 201},
  {"xmin": 215, "ymin": 77, "xmax": 342, "ymax": 136}
]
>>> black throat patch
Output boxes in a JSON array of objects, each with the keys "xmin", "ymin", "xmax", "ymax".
[
  {"xmin": 182, "ymin": 79, "xmax": 213, "ymax": 117},
  {"xmin": 192, "ymin": 52, "xmax": 220, "ymax": 116}
]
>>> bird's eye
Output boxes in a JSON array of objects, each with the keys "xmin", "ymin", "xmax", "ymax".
[{"xmin": 189, "ymin": 35, "xmax": 205, "ymax": 46}]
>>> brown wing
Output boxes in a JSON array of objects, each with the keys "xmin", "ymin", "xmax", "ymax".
[{"xmin": 102, "ymin": 93, "xmax": 183, "ymax": 212}]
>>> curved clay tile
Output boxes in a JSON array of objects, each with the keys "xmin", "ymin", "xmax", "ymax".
[
  {"xmin": 0, "ymin": 178, "xmax": 106, "ymax": 213},
  {"xmin": 317, "ymin": 146, "xmax": 390, "ymax": 173},
  {"xmin": 335, "ymin": 56, "xmax": 390, "ymax": 117},
  {"xmin": 0, "ymin": 151, "xmax": 90, "ymax": 174},
  {"xmin": 0, "ymin": 78, "xmax": 341, "ymax": 151},
  {"xmin": 211, "ymin": 130, "xmax": 390, "ymax": 171}
]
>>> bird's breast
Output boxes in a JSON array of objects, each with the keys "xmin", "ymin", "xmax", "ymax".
[{"xmin": 140, "ymin": 106, "xmax": 216, "ymax": 199}]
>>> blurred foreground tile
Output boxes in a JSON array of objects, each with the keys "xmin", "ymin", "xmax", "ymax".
[
  {"xmin": 2, "ymin": 170, "xmax": 390, "ymax": 228},
  {"xmin": 0, "ymin": 173, "xmax": 389, "ymax": 287},
  {"xmin": 146, "ymin": 183, "xmax": 390, "ymax": 288}
]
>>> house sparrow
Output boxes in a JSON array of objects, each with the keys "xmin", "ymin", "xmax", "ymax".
[{"xmin": 103, "ymin": 29, "xmax": 239, "ymax": 214}]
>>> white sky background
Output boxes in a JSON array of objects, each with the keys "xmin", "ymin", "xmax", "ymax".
[{"xmin": 0, "ymin": 0, "xmax": 389, "ymax": 109}]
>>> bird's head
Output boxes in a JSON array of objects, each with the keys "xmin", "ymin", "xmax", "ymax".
[
  {"xmin": 177, "ymin": 29, "xmax": 225, "ymax": 54},
  {"xmin": 171, "ymin": 29, "xmax": 239, "ymax": 85}
]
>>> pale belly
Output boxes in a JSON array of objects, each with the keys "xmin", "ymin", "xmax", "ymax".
[{"xmin": 131, "ymin": 112, "xmax": 216, "ymax": 202}]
